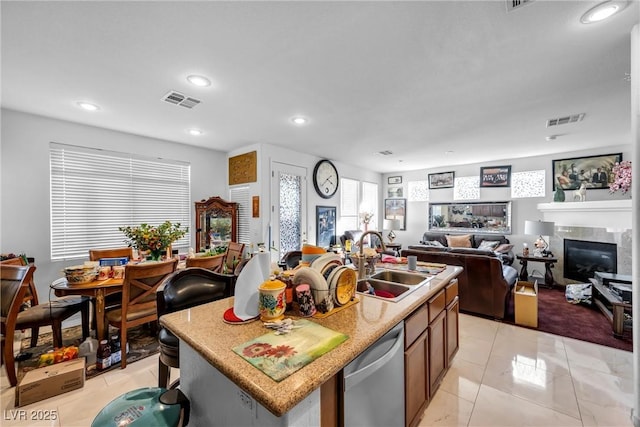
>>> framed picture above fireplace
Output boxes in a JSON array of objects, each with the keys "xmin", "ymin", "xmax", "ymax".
[{"xmin": 552, "ymin": 153, "xmax": 622, "ymax": 191}]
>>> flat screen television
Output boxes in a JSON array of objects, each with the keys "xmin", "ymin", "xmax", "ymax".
[{"xmin": 563, "ymin": 238, "xmax": 617, "ymax": 283}]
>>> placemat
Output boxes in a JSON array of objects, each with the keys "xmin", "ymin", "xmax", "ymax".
[{"xmin": 232, "ymin": 319, "xmax": 348, "ymax": 382}]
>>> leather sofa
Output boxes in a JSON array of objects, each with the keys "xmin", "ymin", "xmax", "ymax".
[
  {"xmin": 339, "ymin": 230, "xmax": 395, "ymax": 255},
  {"xmin": 402, "ymin": 232, "xmax": 518, "ymax": 319}
]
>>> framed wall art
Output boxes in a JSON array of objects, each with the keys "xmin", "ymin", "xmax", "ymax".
[
  {"xmin": 480, "ymin": 165, "xmax": 511, "ymax": 187},
  {"xmin": 316, "ymin": 206, "xmax": 336, "ymax": 248},
  {"xmin": 388, "ymin": 186, "xmax": 403, "ymax": 198},
  {"xmin": 428, "ymin": 171, "xmax": 454, "ymax": 189},
  {"xmin": 552, "ymin": 153, "xmax": 622, "ymax": 190},
  {"xmin": 384, "ymin": 198, "xmax": 406, "ymax": 230},
  {"xmin": 387, "ymin": 176, "xmax": 402, "ymax": 185}
]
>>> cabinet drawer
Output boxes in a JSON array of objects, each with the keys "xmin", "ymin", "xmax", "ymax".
[
  {"xmin": 428, "ymin": 289, "xmax": 445, "ymax": 323},
  {"xmin": 445, "ymin": 279, "xmax": 458, "ymax": 306},
  {"xmin": 405, "ymin": 303, "xmax": 429, "ymax": 349}
]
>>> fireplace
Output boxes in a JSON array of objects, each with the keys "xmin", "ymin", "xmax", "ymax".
[{"xmin": 563, "ymin": 238, "xmax": 617, "ymax": 283}]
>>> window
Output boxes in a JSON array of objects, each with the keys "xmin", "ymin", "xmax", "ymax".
[
  {"xmin": 229, "ymin": 186, "xmax": 251, "ymax": 245},
  {"xmin": 50, "ymin": 143, "xmax": 191, "ymax": 260},
  {"xmin": 338, "ymin": 178, "xmax": 379, "ymax": 233}
]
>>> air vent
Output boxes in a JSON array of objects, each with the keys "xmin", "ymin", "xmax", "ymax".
[
  {"xmin": 546, "ymin": 113, "xmax": 585, "ymax": 128},
  {"xmin": 375, "ymin": 150, "xmax": 394, "ymax": 156},
  {"xmin": 162, "ymin": 91, "xmax": 201, "ymax": 109},
  {"xmin": 506, "ymin": 0, "xmax": 535, "ymax": 12}
]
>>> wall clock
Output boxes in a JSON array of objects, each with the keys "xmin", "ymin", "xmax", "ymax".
[{"xmin": 313, "ymin": 159, "xmax": 339, "ymax": 199}]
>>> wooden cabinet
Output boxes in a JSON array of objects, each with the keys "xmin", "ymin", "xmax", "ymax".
[{"xmin": 404, "ymin": 282, "xmax": 459, "ymax": 427}]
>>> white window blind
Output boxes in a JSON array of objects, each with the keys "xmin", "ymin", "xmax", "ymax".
[
  {"xmin": 50, "ymin": 143, "xmax": 191, "ymax": 260},
  {"xmin": 361, "ymin": 181, "xmax": 379, "ymax": 229},
  {"xmin": 229, "ymin": 186, "xmax": 251, "ymax": 245}
]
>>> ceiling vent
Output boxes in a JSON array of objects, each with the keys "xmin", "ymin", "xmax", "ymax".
[
  {"xmin": 506, "ymin": 0, "xmax": 535, "ymax": 12},
  {"xmin": 546, "ymin": 113, "xmax": 585, "ymax": 128},
  {"xmin": 162, "ymin": 91, "xmax": 201, "ymax": 109},
  {"xmin": 375, "ymin": 150, "xmax": 394, "ymax": 156}
]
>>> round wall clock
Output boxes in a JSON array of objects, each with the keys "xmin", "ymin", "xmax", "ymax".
[{"xmin": 313, "ymin": 159, "xmax": 339, "ymax": 199}]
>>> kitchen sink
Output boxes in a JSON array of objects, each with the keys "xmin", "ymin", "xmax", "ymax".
[
  {"xmin": 370, "ymin": 270, "xmax": 430, "ymax": 286},
  {"xmin": 357, "ymin": 269, "xmax": 434, "ymax": 302}
]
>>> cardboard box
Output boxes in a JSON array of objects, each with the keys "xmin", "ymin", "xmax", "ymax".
[
  {"xmin": 16, "ymin": 358, "xmax": 85, "ymax": 407},
  {"xmin": 514, "ymin": 280, "xmax": 538, "ymax": 328}
]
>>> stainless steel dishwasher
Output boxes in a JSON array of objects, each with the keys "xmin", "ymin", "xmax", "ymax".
[{"xmin": 343, "ymin": 321, "xmax": 405, "ymax": 427}]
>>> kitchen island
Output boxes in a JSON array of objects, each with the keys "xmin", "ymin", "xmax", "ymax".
[{"xmin": 160, "ymin": 265, "xmax": 462, "ymax": 426}]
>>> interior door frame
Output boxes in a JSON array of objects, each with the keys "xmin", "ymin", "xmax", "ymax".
[{"xmin": 270, "ymin": 161, "xmax": 307, "ymax": 261}]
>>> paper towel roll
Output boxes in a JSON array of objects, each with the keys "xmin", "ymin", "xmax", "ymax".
[{"xmin": 233, "ymin": 252, "xmax": 271, "ymax": 320}]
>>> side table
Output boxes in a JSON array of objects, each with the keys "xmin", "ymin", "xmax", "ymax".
[
  {"xmin": 516, "ymin": 255, "xmax": 558, "ymax": 289},
  {"xmin": 385, "ymin": 242, "xmax": 402, "ymax": 257}
]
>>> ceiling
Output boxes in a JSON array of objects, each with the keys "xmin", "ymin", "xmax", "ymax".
[{"xmin": 1, "ymin": 1, "xmax": 638, "ymax": 173}]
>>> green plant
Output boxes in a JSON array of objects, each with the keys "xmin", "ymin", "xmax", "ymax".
[{"xmin": 119, "ymin": 221, "xmax": 188, "ymax": 259}]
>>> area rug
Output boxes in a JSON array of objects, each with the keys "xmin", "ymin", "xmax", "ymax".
[
  {"xmin": 17, "ymin": 324, "xmax": 159, "ymax": 383},
  {"xmin": 504, "ymin": 286, "xmax": 632, "ymax": 352}
]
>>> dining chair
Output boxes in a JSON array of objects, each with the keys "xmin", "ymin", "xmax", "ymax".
[
  {"xmin": 185, "ymin": 254, "xmax": 224, "ymax": 272},
  {"xmin": 224, "ymin": 242, "xmax": 245, "ymax": 273},
  {"xmin": 106, "ymin": 259, "xmax": 178, "ymax": 369},
  {"xmin": 278, "ymin": 250, "xmax": 302, "ymax": 270},
  {"xmin": 0, "ymin": 256, "xmax": 39, "ymax": 312},
  {"xmin": 1, "ymin": 264, "xmax": 90, "ymax": 386},
  {"xmin": 156, "ymin": 267, "xmax": 234, "ymax": 388},
  {"xmin": 89, "ymin": 247, "xmax": 134, "ymax": 261}
]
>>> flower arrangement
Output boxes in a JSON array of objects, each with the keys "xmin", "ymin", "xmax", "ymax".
[
  {"xmin": 609, "ymin": 161, "xmax": 632, "ymax": 194},
  {"xmin": 359, "ymin": 212, "xmax": 374, "ymax": 225},
  {"xmin": 119, "ymin": 221, "xmax": 188, "ymax": 260}
]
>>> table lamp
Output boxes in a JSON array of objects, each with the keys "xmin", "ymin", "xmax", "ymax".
[
  {"xmin": 524, "ymin": 220, "xmax": 555, "ymax": 257},
  {"xmin": 383, "ymin": 219, "xmax": 402, "ymax": 243}
]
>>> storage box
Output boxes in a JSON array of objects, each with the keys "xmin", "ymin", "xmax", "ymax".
[
  {"xmin": 16, "ymin": 358, "xmax": 85, "ymax": 407},
  {"xmin": 514, "ymin": 280, "xmax": 538, "ymax": 328},
  {"xmin": 99, "ymin": 257, "xmax": 128, "ymax": 266}
]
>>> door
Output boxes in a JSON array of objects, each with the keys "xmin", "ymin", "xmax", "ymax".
[{"xmin": 271, "ymin": 162, "xmax": 307, "ymax": 261}]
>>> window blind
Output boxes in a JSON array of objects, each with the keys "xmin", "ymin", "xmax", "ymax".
[
  {"xmin": 361, "ymin": 181, "xmax": 379, "ymax": 229},
  {"xmin": 229, "ymin": 186, "xmax": 251, "ymax": 245},
  {"xmin": 339, "ymin": 178, "xmax": 359, "ymax": 232},
  {"xmin": 50, "ymin": 143, "xmax": 191, "ymax": 260}
]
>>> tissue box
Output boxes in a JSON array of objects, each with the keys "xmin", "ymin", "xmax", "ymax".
[
  {"xmin": 514, "ymin": 280, "xmax": 538, "ymax": 328},
  {"xmin": 16, "ymin": 358, "xmax": 85, "ymax": 407}
]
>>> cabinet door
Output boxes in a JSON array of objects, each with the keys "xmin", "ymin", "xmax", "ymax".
[
  {"xmin": 446, "ymin": 297, "xmax": 459, "ymax": 366},
  {"xmin": 428, "ymin": 310, "xmax": 447, "ymax": 397},
  {"xmin": 405, "ymin": 329, "xmax": 429, "ymax": 427}
]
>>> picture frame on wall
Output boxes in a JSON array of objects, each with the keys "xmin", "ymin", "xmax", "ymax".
[
  {"xmin": 387, "ymin": 176, "xmax": 402, "ymax": 184},
  {"xmin": 480, "ymin": 165, "xmax": 511, "ymax": 187},
  {"xmin": 428, "ymin": 171, "xmax": 454, "ymax": 189},
  {"xmin": 388, "ymin": 186, "xmax": 403, "ymax": 198},
  {"xmin": 384, "ymin": 198, "xmax": 406, "ymax": 230},
  {"xmin": 552, "ymin": 153, "xmax": 622, "ymax": 191},
  {"xmin": 316, "ymin": 206, "xmax": 336, "ymax": 248}
]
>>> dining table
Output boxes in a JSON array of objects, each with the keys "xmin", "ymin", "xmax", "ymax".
[{"xmin": 51, "ymin": 276, "xmax": 123, "ymax": 341}]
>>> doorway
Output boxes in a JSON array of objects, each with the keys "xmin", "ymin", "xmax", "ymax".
[{"xmin": 270, "ymin": 162, "xmax": 307, "ymax": 261}]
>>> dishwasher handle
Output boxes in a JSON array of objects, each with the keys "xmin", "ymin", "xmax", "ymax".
[{"xmin": 344, "ymin": 326, "xmax": 404, "ymax": 392}]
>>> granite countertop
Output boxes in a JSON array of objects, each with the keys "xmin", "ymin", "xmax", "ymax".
[{"xmin": 160, "ymin": 265, "xmax": 462, "ymax": 417}]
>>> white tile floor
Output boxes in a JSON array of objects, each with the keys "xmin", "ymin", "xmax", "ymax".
[{"xmin": 1, "ymin": 313, "xmax": 634, "ymax": 426}]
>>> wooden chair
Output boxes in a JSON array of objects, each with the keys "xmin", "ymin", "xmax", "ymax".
[
  {"xmin": 156, "ymin": 267, "xmax": 234, "ymax": 388},
  {"xmin": 185, "ymin": 254, "xmax": 225, "ymax": 272},
  {"xmin": 89, "ymin": 247, "xmax": 134, "ymax": 261},
  {"xmin": 106, "ymin": 259, "xmax": 177, "ymax": 368},
  {"xmin": 1, "ymin": 265, "xmax": 90, "ymax": 386},
  {"xmin": 1, "ymin": 256, "xmax": 39, "ymax": 309},
  {"xmin": 224, "ymin": 242, "xmax": 245, "ymax": 273}
]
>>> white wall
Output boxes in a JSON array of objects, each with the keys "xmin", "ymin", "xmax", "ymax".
[{"xmin": 0, "ymin": 109, "xmax": 228, "ymax": 298}]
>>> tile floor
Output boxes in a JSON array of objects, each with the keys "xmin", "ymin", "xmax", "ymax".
[{"xmin": 1, "ymin": 313, "xmax": 635, "ymax": 426}]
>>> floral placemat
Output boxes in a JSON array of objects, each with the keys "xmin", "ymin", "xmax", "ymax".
[{"xmin": 232, "ymin": 319, "xmax": 348, "ymax": 382}]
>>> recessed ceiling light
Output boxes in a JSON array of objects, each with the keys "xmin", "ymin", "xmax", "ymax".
[
  {"xmin": 580, "ymin": 1, "xmax": 628, "ymax": 23},
  {"xmin": 188, "ymin": 128, "xmax": 203, "ymax": 136},
  {"xmin": 291, "ymin": 116, "xmax": 308, "ymax": 125},
  {"xmin": 186, "ymin": 75, "xmax": 211, "ymax": 87},
  {"xmin": 76, "ymin": 101, "xmax": 100, "ymax": 111},
  {"xmin": 444, "ymin": 150, "xmax": 454, "ymax": 155}
]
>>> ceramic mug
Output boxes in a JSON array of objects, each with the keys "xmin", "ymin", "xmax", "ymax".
[
  {"xmin": 258, "ymin": 280, "xmax": 287, "ymax": 321},
  {"xmin": 295, "ymin": 284, "xmax": 316, "ymax": 317},
  {"xmin": 98, "ymin": 266, "xmax": 111, "ymax": 280}
]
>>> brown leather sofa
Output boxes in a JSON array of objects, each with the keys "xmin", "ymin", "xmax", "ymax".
[{"xmin": 402, "ymin": 232, "xmax": 518, "ymax": 319}]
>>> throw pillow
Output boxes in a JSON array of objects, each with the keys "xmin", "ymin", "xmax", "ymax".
[
  {"xmin": 478, "ymin": 240, "xmax": 500, "ymax": 251},
  {"xmin": 445, "ymin": 234, "xmax": 472, "ymax": 248},
  {"xmin": 494, "ymin": 243, "xmax": 514, "ymax": 254},
  {"xmin": 424, "ymin": 240, "xmax": 444, "ymax": 247}
]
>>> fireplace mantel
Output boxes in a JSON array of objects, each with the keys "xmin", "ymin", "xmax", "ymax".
[{"xmin": 537, "ymin": 200, "xmax": 632, "ymax": 229}]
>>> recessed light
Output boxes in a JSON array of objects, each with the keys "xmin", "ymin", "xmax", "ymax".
[
  {"xmin": 188, "ymin": 128, "xmax": 203, "ymax": 136},
  {"xmin": 580, "ymin": 1, "xmax": 628, "ymax": 23},
  {"xmin": 444, "ymin": 150, "xmax": 454, "ymax": 155},
  {"xmin": 291, "ymin": 116, "xmax": 308, "ymax": 125},
  {"xmin": 186, "ymin": 75, "xmax": 211, "ymax": 87},
  {"xmin": 76, "ymin": 101, "xmax": 100, "ymax": 111}
]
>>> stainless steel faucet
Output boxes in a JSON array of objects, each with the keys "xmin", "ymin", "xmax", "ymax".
[{"xmin": 357, "ymin": 230, "xmax": 386, "ymax": 280}]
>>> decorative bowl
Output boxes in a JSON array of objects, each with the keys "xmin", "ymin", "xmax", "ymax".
[{"xmin": 64, "ymin": 265, "xmax": 98, "ymax": 284}]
